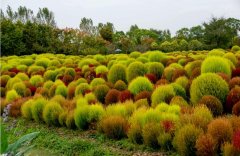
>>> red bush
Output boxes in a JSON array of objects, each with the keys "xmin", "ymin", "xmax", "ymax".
[
  {"xmin": 161, "ymin": 120, "xmax": 174, "ymax": 133},
  {"xmin": 9, "ymin": 68, "xmax": 20, "ymax": 74},
  {"xmin": 233, "ymin": 130, "xmax": 240, "ymax": 151},
  {"xmin": 105, "ymin": 89, "xmax": 120, "ymax": 105},
  {"xmin": 218, "ymin": 72, "xmax": 230, "ymax": 83},
  {"xmin": 118, "ymin": 90, "xmax": 133, "ymax": 102},
  {"xmin": 232, "ymin": 68, "xmax": 240, "ymax": 78},
  {"xmin": 233, "ymin": 101, "xmax": 240, "ymax": 116},
  {"xmin": 62, "ymin": 75, "xmax": 74, "ymax": 86},
  {"xmin": 190, "ymin": 67, "xmax": 201, "ymax": 80},
  {"xmin": 155, "ymin": 79, "xmax": 169, "ymax": 87},
  {"xmin": 229, "ymin": 77, "xmax": 240, "ymax": 89},
  {"xmin": 226, "ymin": 87, "xmax": 240, "ymax": 113},
  {"xmin": 172, "ymin": 69, "xmax": 186, "ymax": 82},
  {"xmin": 134, "ymin": 91, "xmax": 151, "ymax": 104},
  {"xmin": 145, "ymin": 74, "xmax": 157, "ymax": 84},
  {"xmin": 75, "ymin": 67, "xmax": 81, "ymax": 72},
  {"xmin": 9, "ymin": 97, "xmax": 30, "ymax": 117}
]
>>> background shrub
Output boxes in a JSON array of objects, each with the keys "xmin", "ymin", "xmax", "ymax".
[
  {"xmin": 108, "ymin": 64, "xmax": 127, "ymax": 84},
  {"xmin": 31, "ymin": 97, "xmax": 47, "ymax": 122},
  {"xmin": 118, "ymin": 90, "xmax": 132, "ymax": 102},
  {"xmin": 105, "ymin": 89, "xmax": 120, "ymax": 105},
  {"xmin": 148, "ymin": 51, "xmax": 167, "ymax": 63},
  {"xmin": 21, "ymin": 99, "xmax": 33, "ymax": 120},
  {"xmin": 12, "ymin": 82, "xmax": 26, "ymax": 97},
  {"xmin": 6, "ymin": 90, "xmax": 20, "ymax": 103},
  {"xmin": 55, "ymin": 84, "xmax": 68, "ymax": 98},
  {"xmin": 232, "ymin": 101, "xmax": 240, "ymax": 116},
  {"xmin": 226, "ymin": 87, "xmax": 240, "ymax": 113},
  {"xmin": 201, "ymin": 56, "xmax": 231, "ymax": 77},
  {"xmin": 229, "ymin": 77, "xmax": 240, "ymax": 89},
  {"xmin": 30, "ymin": 75, "xmax": 44, "ymax": 87},
  {"xmin": 90, "ymin": 78, "xmax": 105, "ymax": 88},
  {"xmin": 114, "ymin": 80, "xmax": 127, "ymax": 91},
  {"xmin": 95, "ymin": 65, "xmax": 108, "ymax": 75},
  {"xmin": 151, "ymin": 85, "xmax": 175, "ymax": 107},
  {"xmin": 75, "ymin": 83, "xmax": 91, "ymax": 96},
  {"xmin": 128, "ymin": 77, "xmax": 153, "ymax": 95},
  {"xmin": 190, "ymin": 73, "xmax": 229, "ymax": 104},
  {"xmin": 127, "ymin": 62, "xmax": 147, "ymax": 83}
]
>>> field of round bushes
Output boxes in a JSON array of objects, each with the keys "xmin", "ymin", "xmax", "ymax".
[{"xmin": 1, "ymin": 46, "xmax": 240, "ymax": 155}]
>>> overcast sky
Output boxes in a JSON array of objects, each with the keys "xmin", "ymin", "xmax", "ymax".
[{"xmin": 1, "ymin": 0, "xmax": 240, "ymax": 34}]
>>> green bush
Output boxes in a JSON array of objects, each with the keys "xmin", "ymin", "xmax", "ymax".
[
  {"xmin": 127, "ymin": 62, "xmax": 147, "ymax": 83},
  {"xmin": 173, "ymin": 124, "xmax": 203, "ymax": 156},
  {"xmin": 28, "ymin": 65, "xmax": 45, "ymax": 75},
  {"xmin": 171, "ymin": 83, "xmax": 187, "ymax": 99},
  {"xmin": 95, "ymin": 65, "xmax": 108, "ymax": 75},
  {"xmin": 15, "ymin": 73, "xmax": 29, "ymax": 81},
  {"xmin": 201, "ymin": 56, "xmax": 231, "ymax": 77},
  {"xmin": 190, "ymin": 73, "xmax": 229, "ymax": 104},
  {"xmin": 170, "ymin": 96, "xmax": 189, "ymax": 107},
  {"xmin": 114, "ymin": 80, "xmax": 127, "ymax": 91},
  {"xmin": 128, "ymin": 77, "xmax": 153, "ymax": 95},
  {"xmin": 35, "ymin": 58, "xmax": 50, "ymax": 68},
  {"xmin": 93, "ymin": 84, "xmax": 110, "ymax": 103},
  {"xmin": 6, "ymin": 90, "xmax": 20, "ymax": 103},
  {"xmin": 12, "ymin": 82, "xmax": 26, "ymax": 97},
  {"xmin": 142, "ymin": 122, "xmax": 162, "ymax": 148},
  {"xmin": 43, "ymin": 81, "xmax": 54, "ymax": 90},
  {"xmin": 43, "ymin": 70, "xmax": 57, "ymax": 81},
  {"xmin": 224, "ymin": 52, "xmax": 238, "ymax": 65},
  {"xmin": 55, "ymin": 84, "xmax": 68, "ymax": 98},
  {"xmin": 43, "ymin": 101, "xmax": 63, "ymax": 126},
  {"xmin": 108, "ymin": 64, "xmax": 127, "ymax": 84},
  {"xmin": 105, "ymin": 104, "xmax": 128, "ymax": 118},
  {"xmin": 31, "ymin": 97, "xmax": 47, "ymax": 122},
  {"xmin": 20, "ymin": 58, "xmax": 34, "ymax": 66},
  {"xmin": 208, "ymin": 49, "xmax": 225, "ymax": 56},
  {"xmin": 74, "ymin": 105, "xmax": 90, "ymax": 130},
  {"xmin": 128, "ymin": 123, "xmax": 143, "ymax": 144},
  {"xmin": 88, "ymin": 104, "xmax": 105, "ymax": 122},
  {"xmin": 90, "ymin": 78, "xmax": 105, "ymax": 88},
  {"xmin": 148, "ymin": 51, "xmax": 167, "ymax": 63},
  {"xmin": 64, "ymin": 68, "xmax": 76, "ymax": 78},
  {"xmin": 147, "ymin": 62, "xmax": 164, "ymax": 79},
  {"xmin": 231, "ymin": 45, "xmax": 240, "ymax": 52},
  {"xmin": 151, "ymin": 85, "xmax": 175, "ymax": 107},
  {"xmin": 75, "ymin": 83, "xmax": 91, "ymax": 96},
  {"xmin": 129, "ymin": 51, "xmax": 141, "ymax": 58},
  {"xmin": 21, "ymin": 99, "xmax": 33, "ymax": 120},
  {"xmin": 6, "ymin": 77, "xmax": 22, "ymax": 90},
  {"xmin": 30, "ymin": 75, "xmax": 44, "ymax": 87}
]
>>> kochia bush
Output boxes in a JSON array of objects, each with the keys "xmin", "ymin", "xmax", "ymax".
[
  {"xmin": 128, "ymin": 77, "xmax": 153, "ymax": 95},
  {"xmin": 43, "ymin": 101, "xmax": 64, "ymax": 126},
  {"xmin": 151, "ymin": 85, "xmax": 175, "ymax": 107},
  {"xmin": 108, "ymin": 64, "xmax": 127, "ymax": 84},
  {"xmin": 127, "ymin": 62, "xmax": 147, "ymax": 83},
  {"xmin": 190, "ymin": 73, "xmax": 229, "ymax": 105},
  {"xmin": 147, "ymin": 62, "xmax": 164, "ymax": 79},
  {"xmin": 201, "ymin": 56, "xmax": 231, "ymax": 77}
]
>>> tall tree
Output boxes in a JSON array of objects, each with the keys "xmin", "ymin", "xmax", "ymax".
[
  {"xmin": 79, "ymin": 17, "xmax": 97, "ymax": 35},
  {"xmin": 36, "ymin": 8, "xmax": 56, "ymax": 27}
]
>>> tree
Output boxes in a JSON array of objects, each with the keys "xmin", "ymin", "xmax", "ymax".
[
  {"xmin": 176, "ymin": 28, "xmax": 190, "ymax": 40},
  {"xmin": 188, "ymin": 39, "xmax": 203, "ymax": 50},
  {"xmin": 36, "ymin": 8, "xmax": 56, "ymax": 27},
  {"xmin": 99, "ymin": 22, "xmax": 114, "ymax": 42},
  {"xmin": 79, "ymin": 17, "xmax": 97, "ymax": 35},
  {"xmin": 203, "ymin": 17, "xmax": 238, "ymax": 49},
  {"xmin": 189, "ymin": 25, "xmax": 204, "ymax": 41}
]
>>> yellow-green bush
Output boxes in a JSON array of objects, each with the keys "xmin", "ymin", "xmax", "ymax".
[
  {"xmin": 21, "ymin": 99, "xmax": 33, "ymax": 120},
  {"xmin": 31, "ymin": 97, "xmax": 47, "ymax": 122},
  {"xmin": 128, "ymin": 77, "xmax": 153, "ymax": 95},
  {"xmin": 151, "ymin": 85, "xmax": 175, "ymax": 107},
  {"xmin": 43, "ymin": 101, "xmax": 63, "ymax": 126},
  {"xmin": 127, "ymin": 61, "xmax": 147, "ymax": 83},
  {"xmin": 6, "ymin": 90, "xmax": 20, "ymax": 103},
  {"xmin": 108, "ymin": 64, "xmax": 127, "ymax": 84}
]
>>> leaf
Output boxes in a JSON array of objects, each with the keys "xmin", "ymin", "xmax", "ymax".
[
  {"xmin": 15, "ymin": 145, "xmax": 36, "ymax": 156},
  {"xmin": 0, "ymin": 124, "xmax": 8, "ymax": 154},
  {"xmin": 6, "ymin": 132, "xmax": 39, "ymax": 154}
]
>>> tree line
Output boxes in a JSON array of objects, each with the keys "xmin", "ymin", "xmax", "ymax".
[{"xmin": 1, "ymin": 6, "xmax": 240, "ymax": 56}]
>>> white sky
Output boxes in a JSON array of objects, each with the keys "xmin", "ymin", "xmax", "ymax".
[{"xmin": 1, "ymin": 0, "xmax": 240, "ymax": 34}]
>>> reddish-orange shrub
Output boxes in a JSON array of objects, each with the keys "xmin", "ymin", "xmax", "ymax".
[
  {"xmin": 155, "ymin": 79, "xmax": 169, "ymax": 87},
  {"xmin": 118, "ymin": 90, "xmax": 133, "ymax": 102},
  {"xmin": 134, "ymin": 91, "xmax": 152, "ymax": 105},
  {"xmin": 105, "ymin": 89, "xmax": 120, "ymax": 105},
  {"xmin": 229, "ymin": 77, "xmax": 240, "ymax": 90},
  {"xmin": 233, "ymin": 101, "xmax": 240, "ymax": 116},
  {"xmin": 145, "ymin": 73, "xmax": 157, "ymax": 84},
  {"xmin": 226, "ymin": 87, "xmax": 240, "ymax": 113},
  {"xmin": 9, "ymin": 97, "xmax": 30, "ymax": 117},
  {"xmin": 218, "ymin": 72, "xmax": 230, "ymax": 83},
  {"xmin": 233, "ymin": 130, "xmax": 240, "ymax": 151},
  {"xmin": 171, "ymin": 69, "xmax": 186, "ymax": 82},
  {"xmin": 195, "ymin": 134, "xmax": 216, "ymax": 156}
]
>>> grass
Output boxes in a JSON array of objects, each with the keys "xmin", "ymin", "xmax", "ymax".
[{"xmin": 2, "ymin": 117, "xmax": 171, "ymax": 156}]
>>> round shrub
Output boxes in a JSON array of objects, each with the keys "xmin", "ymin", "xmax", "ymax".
[
  {"xmin": 128, "ymin": 123, "xmax": 143, "ymax": 144},
  {"xmin": 12, "ymin": 82, "xmax": 26, "ymax": 97},
  {"xmin": 226, "ymin": 87, "xmax": 240, "ymax": 113},
  {"xmin": 75, "ymin": 83, "xmax": 91, "ymax": 96},
  {"xmin": 31, "ymin": 97, "xmax": 47, "ymax": 122},
  {"xmin": 229, "ymin": 77, "xmax": 240, "ymax": 89},
  {"xmin": 162, "ymin": 67, "xmax": 175, "ymax": 82},
  {"xmin": 43, "ymin": 80, "xmax": 54, "ymax": 90},
  {"xmin": 129, "ymin": 51, "xmax": 141, "ymax": 58},
  {"xmin": 207, "ymin": 118, "xmax": 233, "ymax": 150},
  {"xmin": 95, "ymin": 65, "xmax": 108, "ymax": 75},
  {"xmin": 171, "ymin": 83, "xmax": 187, "ymax": 99},
  {"xmin": 64, "ymin": 68, "xmax": 76, "ymax": 78},
  {"xmin": 90, "ymin": 78, "xmax": 105, "ymax": 88},
  {"xmin": 175, "ymin": 76, "xmax": 189, "ymax": 90},
  {"xmin": 21, "ymin": 99, "xmax": 33, "ymax": 120},
  {"xmin": 184, "ymin": 60, "xmax": 202, "ymax": 77},
  {"xmin": 198, "ymin": 95, "xmax": 223, "ymax": 117},
  {"xmin": 66, "ymin": 112, "xmax": 75, "ymax": 129},
  {"xmin": 173, "ymin": 124, "xmax": 203, "ymax": 156},
  {"xmin": 148, "ymin": 51, "xmax": 167, "ymax": 63},
  {"xmin": 98, "ymin": 115, "xmax": 128, "ymax": 140},
  {"xmin": 15, "ymin": 73, "xmax": 29, "ymax": 81},
  {"xmin": 151, "ymin": 85, "xmax": 175, "ymax": 107},
  {"xmin": 20, "ymin": 58, "xmax": 34, "ymax": 66},
  {"xmin": 195, "ymin": 134, "xmax": 216, "ymax": 156},
  {"xmin": 108, "ymin": 64, "xmax": 127, "ymax": 84},
  {"xmin": 114, "ymin": 80, "xmax": 127, "ymax": 91},
  {"xmin": 233, "ymin": 101, "xmax": 240, "ymax": 116},
  {"xmin": 30, "ymin": 75, "xmax": 44, "ymax": 87},
  {"xmin": 43, "ymin": 70, "xmax": 57, "ymax": 81},
  {"xmin": 232, "ymin": 45, "xmax": 240, "ymax": 52},
  {"xmin": 127, "ymin": 62, "xmax": 147, "ymax": 83},
  {"xmin": 6, "ymin": 90, "xmax": 20, "ymax": 103},
  {"xmin": 201, "ymin": 56, "xmax": 231, "ymax": 77},
  {"xmin": 118, "ymin": 90, "xmax": 133, "ymax": 102},
  {"xmin": 43, "ymin": 101, "xmax": 63, "ymax": 126},
  {"xmin": 128, "ymin": 77, "xmax": 153, "ymax": 95},
  {"xmin": 88, "ymin": 104, "xmax": 105, "ymax": 122},
  {"xmin": 208, "ymin": 49, "xmax": 225, "ymax": 56},
  {"xmin": 170, "ymin": 96, "xmax": 189, "ymax": 107},
  {"xmin": 74, "ymin": 106, "xmax": 90, "ymax": 130},
  {"xmin": 190, "ymin": 73, "xmax": 229, "ymax": 104},
  {"xmin": 142, "ymin": 122, "xmax": 162, "ymax": 148},
  {"xmin": 224, "ymin": 52, "xmax": 238, "ymax": 65},
  {"xmin": 6, "ymin": 77, "xmax": 22, "ymax": 90},
  {"xmin": 233, "ymin": 130, "xmax": 240, "ymax": 151},
  {"xmin": 134, "ymin": 91, "xmax": 151, "ymax": 104},
  {"xmin": 105, "ymin": 89, "xmax": 120, "ymax": 105},
  {"xmin": 55, "ymin": 84, "xmax": 68, "ymax": 98},
  {"xmin": 35, "ymin": 58, "xmax": 50, "ymax": 68},
  {"xmin": 147, "ymin": 62, "xmax": 164, "ymax": 79},
  {"xmin": 94, "ymin": 84, "xmax": 110, "ymax": 103},
  {"xmin": 0, "ymin": 75, "xmax": 11, "ymax": 87}
]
